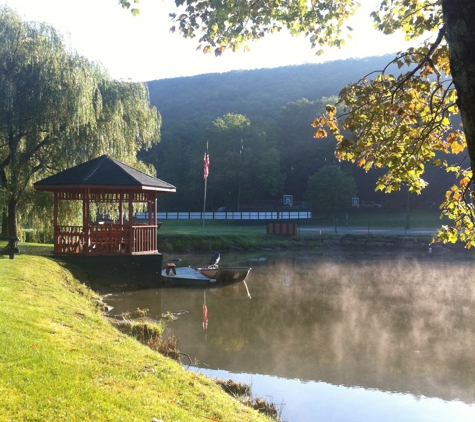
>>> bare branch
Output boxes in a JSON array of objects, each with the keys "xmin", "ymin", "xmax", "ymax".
[{"xmin": 393, "ymin": 26, "xmax": 446, "ymax": 97}]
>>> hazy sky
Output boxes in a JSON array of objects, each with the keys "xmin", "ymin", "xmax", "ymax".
[{"xmin": 1, "ymin": 0, "xmax": 423, "ymax": 82}]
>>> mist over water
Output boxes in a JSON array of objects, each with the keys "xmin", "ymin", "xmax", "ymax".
[{"xmin": 104, "ymin": 251, "xmax": 475, "ymax": 421}]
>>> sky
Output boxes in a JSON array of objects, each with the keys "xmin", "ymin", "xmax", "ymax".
[{"xmin": 1, "ymin": 0, "xmax": 423, "ymax": 82}]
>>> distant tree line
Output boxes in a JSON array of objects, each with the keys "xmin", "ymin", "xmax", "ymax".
[{"xmin": 143, "ymin": 58, "xmax": 454, "ymax": 214}]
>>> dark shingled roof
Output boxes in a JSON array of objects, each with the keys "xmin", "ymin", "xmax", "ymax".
[{"xmin": 34, "ymin": 155, "xmax": 176, "ymax": 192}]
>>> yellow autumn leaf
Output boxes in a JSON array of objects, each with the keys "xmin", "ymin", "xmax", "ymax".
[
  {"xmin": 357, "ymin": 157, "xmax": 366, "ymax": 167},
  {"xmin": 325, "ymin": 105, "xmax": 336, "ymax": 118},
  {"xmin": 451, "ymin": 141, "xmax": 465, "ymax": 154},
  {"xmin": 314, "ymin": 128, "xmax": 327, "ymax": 138},
  {"xmin": 446, "ymin": 132, "xmax": 458, "ymax": 142},
  {"xmin": 311, "ymin": 117, "xmax": 321, "ymax": 128}
]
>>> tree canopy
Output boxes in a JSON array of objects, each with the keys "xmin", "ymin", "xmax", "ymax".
[
  {"xmin": 277, "ymin": 97, "xmax": 338, "ymax": 198},
  {"xmin": 207, "ymin": 113, "xmax": 283, "ymax": 210},
  {"xmin": 120, "ymin": 0, "xmax": 357, "ymax": 56},
  {"xmin": 122, "ymin": 0, "xmax": 475, "ymax": 247},
  {"xmin": 311, "ymin": 1, "xmax": 475, "ymax": 246},
  {"xmin": 0, "ymin": 7, "xmax": 160, "ymax": 237},
  {"xmin": 305, "ymin": 166, "xmax": 357, "ymax": 216}
]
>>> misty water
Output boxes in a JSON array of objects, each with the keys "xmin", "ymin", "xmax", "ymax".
[{"xmin": 103, "ymin": 250, "xmax": 475, "ymax": 422}]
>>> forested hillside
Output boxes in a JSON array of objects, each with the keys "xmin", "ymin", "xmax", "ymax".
[
  {"xmin": 147, "ymin": 56, "xmax": 393, "ymax": 140},
  {"xmin": 143, "ymin": 56, "xmax": 452, "ymax": 214}
]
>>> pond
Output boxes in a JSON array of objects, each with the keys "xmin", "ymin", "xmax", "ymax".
[{"xmin": 103, "ymin": 249, "xmax": 475, "ymax": 422}]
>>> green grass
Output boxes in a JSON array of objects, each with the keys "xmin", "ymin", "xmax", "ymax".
[
  {"xmin": 0, "ymin": 255, "xmax": 272, "ymax": 421},
  {"xmin": 156, "ymin": 210, "xmax": 447, "ymax": 233},
  {"xmin": 158, "ymin": 219, "xmax": 268, "ymax": 235},
  {"xmin": 15, "ymin": 242, "xmax": 54, "ymax": 256},
  {"xmin": 345, "ymin": 210, "xmax": 448, "ymax": 228},
  {"xmin": 154, "ymin": 212, "xmax": 445, "ymax": 252},
  {"xmin": 156, "ymin": 220, "xmax": 323, "ymax": 252}
]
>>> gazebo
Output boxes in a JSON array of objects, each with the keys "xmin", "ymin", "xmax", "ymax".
[{"xmin": 34, "ymin": 155, "xmax": 176, "ymax": 257}]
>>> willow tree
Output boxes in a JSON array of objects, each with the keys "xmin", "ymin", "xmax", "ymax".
[
  {"xmin": 0, "ymin": 7, "xmax": 160, "ymax": 237},
  {"xmin": 121, "ymin": 0, "xmax": 475, "ymax": 245}
]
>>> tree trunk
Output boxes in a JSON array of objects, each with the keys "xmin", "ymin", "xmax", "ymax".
[
  {"xmin": 442, "ymin": 0, "xmax": 475, "ymax": 174},
  {"xmin": 1, "ymin": 211, "xmax": 7, "ymax": 237},
  {"xmin": 7, "ymin": 198, "xmax": 18, "ymax": 238}
]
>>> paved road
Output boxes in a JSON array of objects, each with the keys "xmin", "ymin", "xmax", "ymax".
[{"xmin": 300, "ymin": 226, "xmax": 438, "ymax": 236}]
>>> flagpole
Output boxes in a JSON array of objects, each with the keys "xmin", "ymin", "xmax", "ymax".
[
  {"xmin": 202, "ymin": 141, "xmax": 209, "ymax": 228},
  {"xmin": 202, "ymin": 177, "xmax": 207, "ymax": 228}
]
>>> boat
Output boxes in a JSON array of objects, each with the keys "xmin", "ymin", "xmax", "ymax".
[
  {"xmin": 196, "ymin": 265, "xmax": 219, "ymax": 279},
  {"xmin": 161, "ymin": 266, "xmax": 215, "ymax": 287},
  {"xmin": 161, "ymin": 252, "xmax": 252, "ymax": 287},
  {"xmin": 161, "ymin": 266, "xmax": 251, "ymax": 287},
  {"xmin": 197, "ymin": 266, "xmax": 251, "ymax": 283},
  {"xmin": 197, "ymin": 252, "xmax": 251, "ymax": 284}
]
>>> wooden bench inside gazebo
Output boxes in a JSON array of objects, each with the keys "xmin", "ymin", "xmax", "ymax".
[{"xmin": 34, "ymin": 155, "xmax": 176, "ymax": 257}]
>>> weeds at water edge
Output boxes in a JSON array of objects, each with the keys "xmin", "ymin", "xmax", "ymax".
[
  {"xmin": 110, "ymin": 310, "xmax": 281, "ymax": 418},
  {"xmin": 215, "ymin": 378, "xmax": 283, "ymax": 420},
  {"xmin": 109, "ymin": 308, "xmax": 182, "ymax": 362}
]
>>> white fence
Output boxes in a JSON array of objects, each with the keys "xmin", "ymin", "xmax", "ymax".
[{"xmin": 137, "ymin": 211, "xmax": 312, "ymax": 220}]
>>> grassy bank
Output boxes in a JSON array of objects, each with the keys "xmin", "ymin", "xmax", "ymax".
[
  {"xmin": 325, "ymin": 209, "xmax": 448, "ymax": 228},
  {"xmin": 157, "ymin": 220, "xmax": 323, "ymax": 253},
  {"xmin": 155, "ymin": 214, "xmax": 442, "ymax": 253},
  {"xmin": 0, "ymin": 255, "xmax": 272, "ymax": 421}
]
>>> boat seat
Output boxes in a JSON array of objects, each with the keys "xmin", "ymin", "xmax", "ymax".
[{"xmin": 166, "ymin": 262, "xmax": 176, "ymax": 275}]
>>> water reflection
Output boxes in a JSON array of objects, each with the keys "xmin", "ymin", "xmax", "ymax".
[{"xmin": 103, "ymin": 252, "xmax": 475, "ymax": 421}]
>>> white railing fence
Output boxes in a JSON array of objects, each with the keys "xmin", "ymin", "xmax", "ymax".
[{"xmin": 136, "ymin": 211, "xmax": 312, "ymax": 220}]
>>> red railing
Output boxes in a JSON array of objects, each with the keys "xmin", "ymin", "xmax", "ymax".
[
  {"xmin": 55, "ymin": 226, "xmax": 84, "ymax": 254},
  {"xmin": 54, "ymin": 224, "xmax": 158, "ymax": 255},
  {"xmin": 130, "ymin": 225, "xmax": 157, "ymax": 254}
]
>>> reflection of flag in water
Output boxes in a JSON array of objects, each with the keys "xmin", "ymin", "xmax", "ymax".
[
  {"xmin": 202, "ymin": 303, "xmax": 208, "ymax": 330},
  {"xmin": 203, "ymin": 144, "xmax": 209, "ymax": 179}
]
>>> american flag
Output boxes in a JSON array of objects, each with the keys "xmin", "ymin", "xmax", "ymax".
[{"xmin": 203, "ymin": 144, "xmax": 209, "ymax": 179}]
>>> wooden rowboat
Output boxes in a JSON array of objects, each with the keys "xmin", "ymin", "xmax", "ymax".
[
  {"xmin": 197, "ymin": 266, "xmax": 251, "ymax": 283},
  {"xmin": 161, "ymin": 266, "xmax": 213, "ymax": 287},
  {"xmin": 161, "ymin": 266, "xmax": 251, "ymax": 287}
]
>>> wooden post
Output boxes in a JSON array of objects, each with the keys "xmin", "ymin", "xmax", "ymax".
[
  {"xmin": 53, "ymin": 191, "xmax": 59, "ymax": 253},
  {"xmin": 83, "ymin": 189, "xmax": 90, "ymax": 254},
  {"xmin": 148, "ymin": 196, "xmax": 153, "ymax": 226},
  {"xmin": 129, "ymin": 192, "xmax": 134, "ymax": 253},
  {"xmin": 153, "ymin": 195, "xmax": 157, "ymax": 251},
  {"xmin": 119, "ymin": 193, "xmax": 123, "ymax": 224},
  {"xmin": 154, "ymin": 196, "xmax": 157, "ymax": 226}
]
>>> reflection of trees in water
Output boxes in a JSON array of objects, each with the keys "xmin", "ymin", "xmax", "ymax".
[
  {"xmin": 212, "ymin": 335, "xmax": 248, "ymax": 352},
  {"xmin": 105, "ymin": 256, "xmax": 475, "ymax": 403},
  {"xmin": 206, "ymin": 258, "xmax": 475, "ymax": 402}
]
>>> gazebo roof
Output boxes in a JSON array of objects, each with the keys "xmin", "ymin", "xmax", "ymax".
[{"xmin": 34, "ymin": 155, "xmax": 176, "ymax": 193}]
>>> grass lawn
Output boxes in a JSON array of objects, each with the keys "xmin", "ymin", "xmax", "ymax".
[
  {"xmin": 156, "ymin": 210, "xmax": 446, "ymax": 233},
  {"xmin": 156, "ymin": 211, "xmax": 447, "ymax": 235},
  {"xmin": 158, "ymin": 219, "xmax": 268, "ymax": 235},
  {"xmin": 339, "ymin": 209, "xmax": 448, "ymax": 228},
  {"xmin": 301, "ymin": 209, "xmax": 447, "ymax": 229},
  {"xmin": 156, "ymin": 220, "xmax": 326, "ymax": 252},
  {"xmin": 0, "ymin": 254, "xmax": 272, "ymax": 421}
]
